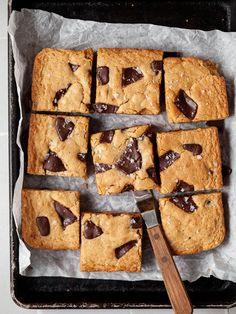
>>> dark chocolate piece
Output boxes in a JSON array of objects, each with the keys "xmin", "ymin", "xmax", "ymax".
[
  {"xmin": 130, "ymin": 216, "xmax": 142, "ymax": 229},
  {"xmin": 146, "ymin": 167, "xmax": 158, "ymax": 184},
  {"xmin": 100, "ymin": 130, "xmax": 115, "ymax": 143},
  {"xmin": 121, "ymin": 184, "xmax": 134, "ymax": 192},
  {"xmin": 36, "ymin": 216, "xmax": 50, "ymax": 236},
  {"xmin": 122, "ymin": 67, "xmax": 144, "ymax": 87},
  {"xmin": 172, "ymin": 180, "xmax": 194, "ymax": 193},
  {"xmin": 170, "ymin": 196, "xmax": 198, "ymax": 213},
  {"xmin": 150, "ymin": 60, "xmax": 162, "ymax": 74},
  {"xmin": 159, "ymin": 150, "xmax": 180, "ymax": 172},
  {"xmin": 55, "ymin": 117, "xmax": 75, "ymax": 141},
  {"xmin": 116, "ymin": 138, "xmax": 142, "ymax": 174},
  {"xmin": 83, "ymin": 220, "xmax": 103, "ymax": 239},
  {"xmin": 68, "ymin": 63, "xmax": 79, "ymax": 72},
  {"xmin": 53, "ymin": 83, "xmax": 71, "ymax": 106},
  {"xmin": 43, "ymin": 151, "xmax": 66, "ymax": 172},
  {"xmin": 97, "ymin": 66, "xmax": 109, "ymax": 85},
  {"xmin": 222, "ymin": 164, "xmax": 232, "ymax": 178},
  {"xmin": 77, "ymin": 153, "xmax": 87, "ymax": 162},
  {"xmin": 174, "ymin": 89, "xmax": 198, "ymax": 119},
  {"xmin": 92, "ymin": 103, "xmax": 119, "ymax": 113},
  {"xmin": 53, "ymin": 200, "xmax": 77, "ymax": 228},
  {"xmin": 183, "ymin": 144, "xmax": 202, "ymax": 156},
  {"xmin": 115, "ymin": 240, "xmax": 137, "ymax": 259},
  {"xmin": 95, "ymin": 163, "xmax": 112, "ymax": 173}
]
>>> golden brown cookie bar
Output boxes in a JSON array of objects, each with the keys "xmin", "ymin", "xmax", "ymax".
[
  {"xmin": 32, "ymin": 48, "xmax": 93, "ymax": 113},
  {"xmin": 91, "ymin": 125, "xmax": 159, "ymax": 195},
  {"xmin": 157, "ymin": 127, "xmax": 223, "ymax": 194},
  {"xmin": 80, "ymin": 212, "xmax": 142, "ymax": 272},
  {"xmin": 22, "ymin": 189, "xmax": 80, "ymax": 250},
  {"xmin": 94, "ymin": 48, "xmax": 163, "ymax": 114},
  {"xmin": 164, "ymin": 57, "xmax": 229, "ymax": 123},
  {"xmin": 27, "ymin": 113, "xmax": 89, "ymax": 178},
  {"xmin": 159, "ymin": 192, "xmax": 225, "ymax": 255}
]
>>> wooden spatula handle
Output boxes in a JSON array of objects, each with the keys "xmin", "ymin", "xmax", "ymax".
[{"xmin": 147, "ymin": 225, "xmax": 193, "ymax": 314}]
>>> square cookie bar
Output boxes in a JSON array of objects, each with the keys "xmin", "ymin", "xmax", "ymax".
[
  {"xmin": 32, "ymin": 48, "xmax": 93, "ymax": 113},
  {"xmin": 159, "ymin": 192, "xmax": 225, "ymax": 255},
  {"xmin": 22, "ymin": 189, "xmax": 80, "ymax": 249},
  {"xmin": 80, "ymin": 212, "xmax": 142, "ymax": 272},
  {"xmin": 94, "ymin": 48, "xmax": 163, "ymax": 114},
  {"xmin": 157, "ymin": 127, "xmax": 223, "ymax": 194},
  {"xmin": 164, "ymin": 57, "xmax": 229, "ymax": 123},
  {"xmin": 28, "ymin": 113, "xmax": 89, "ymax": 178},
  {"xmin": 91, "ymin": 125, "xmax": 159, "ymax": 195}
]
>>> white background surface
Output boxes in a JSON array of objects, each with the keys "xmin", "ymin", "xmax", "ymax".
[{"xmin": 0, "ymin": 0, "xmax": 235, "ymax": 312}]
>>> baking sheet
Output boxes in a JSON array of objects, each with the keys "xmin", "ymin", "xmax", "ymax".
[{"xmin": 8, "ymin": 9, "xmax": 236, "ymax": 282}]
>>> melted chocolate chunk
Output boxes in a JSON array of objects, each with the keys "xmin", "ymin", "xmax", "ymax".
[
  {"xmin": 172, "ymin": 180, "xmax": 194, "ymax": 193},
  {"xmin": 170, "ymin": 196, "xmax": 198, "ymax": 213},
  {"xmin": 116, "ymin": 138, "xmax": 142, "ymax": 174},
  {"xmin": 95, "ymin": 163, "xmax": 112, "ymax": 173},
  {"xmin": 100, "ymin": 130, "xmax": 115, "ymax": 143},
  {"xmin": 115, "ymin": 240, "xmax": 137, "ymax": 259},
  {"xmin": 53, "ymin": 83, "xmax": 71, "ymax": 106},
  {"xmin": 159, "ymin": 150, "xmax": 180, "ymax": 172},
  {"xmin": 183, "ymin": 144, "xmax": 202, "ymax": 156},
  {"xmin": 68, "ymin": 63, "xmax": 79, "ymax": 72},
  {"xmin": 222, "ymin": 164, "xmax": 232, "ymax": 178},
  {"xmin": 174, "ymin": 89, "xmax": 198, "ymax": 120},
  {"xmin": 36, "ymin": 216, "xmax": 50, "ymax": 236},
  {"xmin": 121, "ymin": 184, "xmax": 134, "ymax": 192},
  {"xmin": 122, "ymin": 67, "xmax": 144, "ymax": 87},
  {"xmin": 146, "ymin": 167, "xmax": 158, "ymax": 184},
  {"xmin": 150, "ymin": 60, "xmax": 162, "ymax": 74},
  {"xmin": 130, "ymin": 216, "xmax": 142, "ymax": 229},
  {"xmin": 97, "ymin": 66, "xmax": 109, "ymax": 85},
  {"xmin": 53, "ymin": 200, "xmax": 77, "ymax": 228},
  {"xmin": 92, "ymin": 103, "xmax": 119, "ymax": 113},
  {"xmin": 43, "ymin": 151, "xmax": 66, "ymax": 172},
  {"xmin": 55, "ymin": 117, "xmax": 75, "ymax": 141},
  {"xmin": 77, "ymin": 153, "xmax": 87, "ymax": 162},
  {"xmin": 83, "ymin": 220, "xmax": 103, "ymax": 239}
]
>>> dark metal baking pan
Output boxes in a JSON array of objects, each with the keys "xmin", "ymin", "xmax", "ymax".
[{"xmin": 9, "ymin": 0, "xmax": 236, "ymax": 309}]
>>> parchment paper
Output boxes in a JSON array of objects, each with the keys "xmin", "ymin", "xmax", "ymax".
[{"xmin": 8, "ymin": 9, "xmax": 236, "ymax": 282}]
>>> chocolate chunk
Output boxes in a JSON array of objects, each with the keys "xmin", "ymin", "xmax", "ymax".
[
  {"xmin": 97, "ymin": 66, "xmax": 109, "ymax": 85},
  {"xmin": 172, "ymin": 180, "xmax": 194, "ymax": 193},
  {"xmin": 183, "ymin": 144, "xmax": 202, "ymax": 156},
  {"xmin": 130, "ymin": 216, "xmax": 142, "ymax": 229},
  {"xmin": 53, "ymin": 83, "xmax": 71, "ymax": 106},
  {"xmin": 83, "ymin": 220, "xmax": 103, "ymax": 239},
  {"xmin": 43, "ymin": 151, "xmax": 66, "ymax": 172},
  {"xmin": 159, "ymin": 150, "xmax": 180, "ymax": 172},
  {"xmin": 68, "ymin": 63, "xmax": 79, "ymax": 72},
  {"xmin": 115, "ymin": 240, "xmax": 137, "ymax": 259},
  {"xmin": 95, "ymin": 163, "xmax": 112, "ymax": 173},
  {"xmin": 53, "ymin": 200, "xmax": 77, "ymax": 228},
  {"xmin": 36, "ymin": 216, "xmax": 50, "ymax": 236},
  {"xmin": 55, "ymin": 117, "xmax": 75, "ymax": 141},
  {"xmin": 175, "ymin": 89, "xmax": 198, "ymax": 120},
  {"xmin": 147, "ymin": 167, "xmax": 158, "ymax": 184},
  {"xmin": 92, "ymin": 103, "xmax": 119, "ymax": 113},
  {"xmin": 170, "ymin": 196, "xmax": 198, "ymax": 213},
  {"xmin": 77, "ymin": 153, "xmax": 87, "ymax": 162},
  {"xmin": 150, "ymin": 60, "xmax": 162, "ymax": 74},
  {"xmin": 116, "ymin": 138, "xmax": 142, "ymax": 174},
  {"xmin": 121, "ymin": 184, "xmax": 134, "ymax": 192},
  {"xmin": 122, "ymin": 67, "xmax": 144, "ymax": 87},
  {"xmin": 100, "ymin": 130, "xmax": 115, "ymax": 143},
  {"xmin": 222, "ymin": 164, "xmax": 232, "ymax": 178}
]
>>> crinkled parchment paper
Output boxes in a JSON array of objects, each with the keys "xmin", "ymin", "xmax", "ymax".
[{"xmin": 8, "ymin": 9, "xmax": 236, "ymax": 282}]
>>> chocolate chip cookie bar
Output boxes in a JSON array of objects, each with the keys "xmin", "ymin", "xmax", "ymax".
[
  {"xmin": 164, "ymin": 57, "xmax": 229, "ymax": 123},
  {"xmin": 91, "ymin": 125, "xmax": 158, "ymax": 195},
  {"xmin": 22, "ymin": 189, "xmax": 80, "ymax": 249},
  {"xmin": 32, "ymin": 48, "xmax": 93, "ymax": 113},
  {"xmin": 159, "ymin": 192, "xmax": 225, "ymax": 255},
  {"xmin": 27, "ymin": 113, "xmax": 89, "ymax": 178},
  {"xmin": 157, "ymin": 127, "xmax": 223, "ymax": 194},
  {"xmin": 80, "ymin": 212, "xmax": 142, "ymax": 272},
  {"xmin": 93, "ymin": 48, "xmax": 163, "ymax": 114}
]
